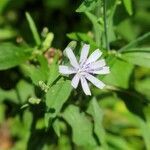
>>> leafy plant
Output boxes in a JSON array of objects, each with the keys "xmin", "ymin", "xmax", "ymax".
[{"xmin": 0, "ymin": 0, "xmax": 150, "ymax": 150}]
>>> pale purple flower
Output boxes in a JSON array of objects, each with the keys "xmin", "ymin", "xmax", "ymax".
[{"xmin": 59, "ymin": 44, "xmax": 110, "ymax": 95}]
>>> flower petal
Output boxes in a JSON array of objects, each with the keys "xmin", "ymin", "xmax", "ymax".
[
  {"xmin": 91, "ymin": 67, "xmax": 110, "ymax": 74},
  {"xmin": 65, "ymin": 47, "xmax": 79, "ymax": 68},
  {"xmin": 79, "ymin": 44, "xmax": 90, "ymax": 64},
  {"xmin": 85, "ymin": 73, "xmax": 105, "ymax": 89},
  {"xmin": 85, "ymin": 49, "xmax": 102, "ymax": 65},
  {"xmin": 80, "ymin": 76, "xmax": 91, "ymax": 95},
  {"xmin": 71, "ymin": 74, "xmax": 80, "ymax": 89},
  {"xmin": 59, "ymin": 65, "xmax": 76, "ymax": 74},
  {"xmin": 88, "ymin": 59, "xmax": 106, "ymax": 70}
]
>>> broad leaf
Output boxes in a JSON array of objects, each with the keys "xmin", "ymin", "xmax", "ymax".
[
  {"xmin": 46, "ymin": 78, "xmax": 72, "ymax": 118},
  {"xmin": 0, "ymin": 43, "xmax": 32, "ymax": 70},
  {"xmin": 62, "ymin": 105, "xmax": 97, "ymax": 146},
  {"xmin": 103, "ymin": 58, "xmax": 134, "ymax": 88},
  {"xmin": 22, "ymin": 55, "xmax": 49, "ymax": 85},
  {"xmin": 47, "ymin": 57, "xmax": 59, "ymax": 86},
  {"xmin": 121, "ymin": 50, "xmax": 150, "ymax": 68},
  {"xmin": 87, "ymin": 97, "xmax": 108, "ymax": 149}
]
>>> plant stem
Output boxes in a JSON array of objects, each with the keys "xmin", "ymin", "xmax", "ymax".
[{"xmin": 103, "ymin": 0, "xmax": 110, "ymax": 50}]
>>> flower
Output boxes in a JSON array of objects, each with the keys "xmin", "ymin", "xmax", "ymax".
[{"xmin": 59, "ymin": 44, "xmax": 110, "ymax": 95}]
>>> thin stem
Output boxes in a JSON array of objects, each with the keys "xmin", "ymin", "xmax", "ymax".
[{"xmin": 103, "ymin": 0, "xmax": 110, "ymax": 50}]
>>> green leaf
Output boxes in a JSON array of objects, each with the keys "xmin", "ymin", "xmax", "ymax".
[
  {"xmin": 116, "ymin": 19, "xmax": 137, "ymax": 42},
  {"xmin": 76, "ymin": 0, "xmax": 100, "ymax": 12},
  {"xmin": 138, "ymin": 117, "xmax": 150, "ymax": 150},
  {"xmin": 46, "ymin": 78, "xmax": 72, "ymax": 118},
  {"xmin": 0, "ymin": 104, "xmax": 5, "ymax": 123},
  {"xmin": 135, "ymin": 77, "xmax": 150, "ymax": 100},
  {"xmin": 0, "ymin": 28, "xmax": 17, "ymax": 40},
  {"xmin": 25, "ymin": 12, "xmax": 41, "ymax": 46},
  {"xmin": 47, "ymin": 57, "xmax": 59, "ymax": 86},
  {"xmin": 121, "ymin": 50, "xmax": 150, "ymax": 68},
  {"xmin": 119, "ymin": 32, "xmax": 150, "ymax": 52},
  {"xmin": 0, "ymin": 88, "xmax": 18, "ymax": 103},
  {"xmin": 62, "ymin": 105, "xmax": 97, "ymax": 146},
  {"xmin": 107, "ymin": 133, "xmax": 132, "ymax": 150},
  {"xmin": 16, "ymin": 80, "xmax": 34, "ymax": 104},
  {"xmin": 87, "ymin": 97, "xmax": 108, "ymax": 149},
  {"xmin": 22, "ymin": 55, "xmax": 49, "ymax": 85},
  {"xmin": 0, "ymin": 43, "xmax": 32, "ymax": 70},
  {"xmin": 67, "ymin": 32, "xmax": 97, "ymax": 47},
  {"xmin": 116, "ymin": 89, "xmax": 146, "ymax": 119},
  {"xmin": 85, "ymin": 11, "xmax": 103, "ymax": 46},
  {"xmin": 122, "ymin": 0, "xmax": 133, "ymax": 15},
  {"xmin": 103, "ymin": 58, "xmax": 134, "ymax": 88},
  {"xmin": 52, "ymin": 119, "xmax": 61, "ymax": 137},
  {"xmin": 0, "ymin": 0, "xmax": 9, "ymax": 13}
]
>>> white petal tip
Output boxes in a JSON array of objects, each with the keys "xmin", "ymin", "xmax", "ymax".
[
  {"xmin": 71, "ymin": 83, "xmax": 78, "ymax": 89},
  {"xmin": 86, "ymin": 93, "xmax": 91, "ymax": 96}
]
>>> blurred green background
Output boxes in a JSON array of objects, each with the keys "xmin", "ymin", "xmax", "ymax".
[{"xmin": 0, "ymin": 0, "xmax": 150, "ymax": 150}]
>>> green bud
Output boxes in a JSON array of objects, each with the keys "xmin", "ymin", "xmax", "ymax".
[
  {"xmin": 38, "ymin": 80, "xmax": 49, "ymax": 93},
  {"xmin": 28, "ymin": 97, "xmax": 41, "ymax": 105},
  {"xmin": 42, "ymin": 32, "xmax": 54, "ymax": 52}
]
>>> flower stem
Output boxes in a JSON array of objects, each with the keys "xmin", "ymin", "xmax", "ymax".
[{"xmin": 103, "ymin": 0, "xmax": 110, "ymax": 50}]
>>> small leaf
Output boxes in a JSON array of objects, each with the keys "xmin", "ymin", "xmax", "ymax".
[
  {"xmin": 53, "ymin": 119, "xmax": 61, "ymax": 137},
  {"xmin": 76, "ymin": 0, "xmax": 100, "ymax": 12},
  {"xmin": 67, "ymin": 32, "xmax": 97, "ymax": 47},
  {"xmin": 0, "ymin": 88, "xmax": 18, "ymax": 103},
  {"xmin": 46, "ymin": 78, "xmax": 72, "ymax": 118},
  {"xmin": 0, "ymin": 28, "xmax": 17, "ymax": 40},
  {"xmin": 62, "ymin": 105, "xmax": 97, "ymax": 146},
  {"xmin": 0, "ymin": 43, "xmax": 32, "ymax": 70},
  {"xmin": 122, "ymin": 0, "xmax": 133, "ymax": 15},
  {"xmin": 25, "ymin": 12, "xmax": 41, "ymax": 46}
]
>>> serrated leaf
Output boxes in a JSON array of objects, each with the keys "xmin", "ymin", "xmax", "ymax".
[
  {"xmin": 76, "ymin": 0, "xmax": 100, "ymax": 12},
  {"xmin": 46, "ymin": 78, "xmax": 72, "ymax": 118},
  {"xmin": 0, "ymin": 43, "xmax": 32, "ymax": 70},
  {"xmin": 62, "ymin": 105, "xmax": 97, "ymax": 146}
]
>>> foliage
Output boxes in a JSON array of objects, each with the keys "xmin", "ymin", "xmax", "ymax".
[{"xmin": 0, "ymin": 0, "xmax": 150, "ymax": 150}]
